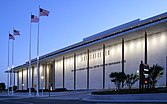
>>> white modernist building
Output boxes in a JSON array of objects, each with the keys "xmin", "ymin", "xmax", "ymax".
[{"xmin": 11, "ymin": 12, "xmax": 167, "ymax": 91}]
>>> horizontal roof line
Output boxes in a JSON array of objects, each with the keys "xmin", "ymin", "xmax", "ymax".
[
  {"xmin": 10, "ymin": 12, "xmax": 167, "ymax": 71},
  {"xmin": 40, "ymin": 12, "xmax": 167, "ymax": 60}
]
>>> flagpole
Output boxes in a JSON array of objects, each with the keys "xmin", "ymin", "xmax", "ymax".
[
  {"xmin": 7, "ymin": 33, "xmax": 10, "ymax": 95},
  {"xmin": 11, "ymin": 37, "xmax": 14, "ymax": 95},
  {"xmin": 29, "ymin": 13, "xmax": 32, "ymax": 95},
  {"xmin": 36, "ymin": 6, "xmax": 40, "ymax": 96},
  {"xmin": 36, "ymin": 6, "xmax": 49, "ymax": 96}
]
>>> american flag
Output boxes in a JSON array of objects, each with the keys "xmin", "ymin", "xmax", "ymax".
[
  {"xmin": 9, "ymin": 34, "xmax": 15, "ymax": 40},
  {"xmin": 31, "ymin": 15, "xmax": 39, "ymax": 23},
  {"xmin": 13, "ymin": 29, "xmax": 20, "ymax": 36},
  {"xmin": 40, "ymin": 8, "xmax": 49, "ymax": 16}
]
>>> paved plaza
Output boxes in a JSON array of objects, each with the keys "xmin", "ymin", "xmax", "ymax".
[{"xmin": 0, "ymin": 91, "xmax": 166, "ymax": 104}]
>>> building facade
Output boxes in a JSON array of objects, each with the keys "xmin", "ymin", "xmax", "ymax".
[{"xmin": 13, "ymin": 12, "xmax": 167, "ymax": 90}]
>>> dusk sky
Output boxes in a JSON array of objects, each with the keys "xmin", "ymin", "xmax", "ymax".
[{"xmin": 0, "ymin": 0, "xmax": 167, "ymax": 85}]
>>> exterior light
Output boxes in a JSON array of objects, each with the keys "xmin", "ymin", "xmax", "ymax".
[
  {"xmin": 136, "ymin": 70, "xmax": 139, "ymax": 75},
  {"xmin": 144, "ymin": 80, "xmax": 148, "ymax": 84},
  {"xmin": 41, "ymin": 76, "xmax": 44, "ymax": 80},
  {"xmin": 41, "ymin": 76, "xmax": 44, "ymax": 96}
]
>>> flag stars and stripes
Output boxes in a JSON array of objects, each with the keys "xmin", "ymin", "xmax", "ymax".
[
  {"xmin": 40, "ymin": 8, "xmax": 49, "ymax": 16},
  {"xmin": 9, "ymin": 34, "xmax": 15, "ymax": 40},
  {"xmin": 31, "ymin": 15, "xmax": 39, "ymax": 23},
  {"xmin": 13, "ymin": 29, "xmax": 20, "ymax": 36}
]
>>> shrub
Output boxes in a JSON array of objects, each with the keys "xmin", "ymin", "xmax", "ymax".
[
  {"xmin": 149, "ymin": 64, "xmax": 163, "ymax": 88},
  {"xmin": 109, "ymin": 72, "xmax": 126, "ymax": 91},
  {"xmin": 126, "ymin": 73, "xmax": 139, "ymax": 89}
]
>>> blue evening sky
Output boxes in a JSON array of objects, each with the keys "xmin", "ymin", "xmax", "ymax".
[{"xmin": 0, "ymin": 0, "xmax": 167, "ymax": 84}]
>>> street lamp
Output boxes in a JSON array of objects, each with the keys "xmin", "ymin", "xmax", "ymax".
[{"xmin": 41, "ymin": 76, "xmax": 44, "ymax": 96}]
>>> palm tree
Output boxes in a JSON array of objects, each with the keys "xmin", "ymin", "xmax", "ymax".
[
  {"xmin": 149, "ymin": 64, "xmax": 163, "ymax": 89},
  {"xmin": 126, "ymin": 73, "xmax": 139, "ymax": 90},
  {"xmin": 109, "ymin": 72, "xmax": 126, "ymax": 91}
]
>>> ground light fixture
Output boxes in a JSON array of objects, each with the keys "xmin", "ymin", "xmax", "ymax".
[{"xmin": 41, "ymin": 76, "xmax": 44, "ymax": 96}]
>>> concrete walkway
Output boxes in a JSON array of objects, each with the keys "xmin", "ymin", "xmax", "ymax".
[{"xmin": 1, "ymin": 91, "xmax": 167, "ymax": 103}]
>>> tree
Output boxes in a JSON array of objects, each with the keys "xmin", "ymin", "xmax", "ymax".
[
  {"xmin": 126, "ymin": 73, "xmax": 139, "ymax": 90},
  {"xmin": 109, "ymin": 72, "xmax": 126, "ymax": 91},
  {"xmin": 149, "ymin": 64, "xmax": 163, "ymax": 88},
  {"xmin": 0, "ymin": 83, "xmax": 5, "ymax": 92}
]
